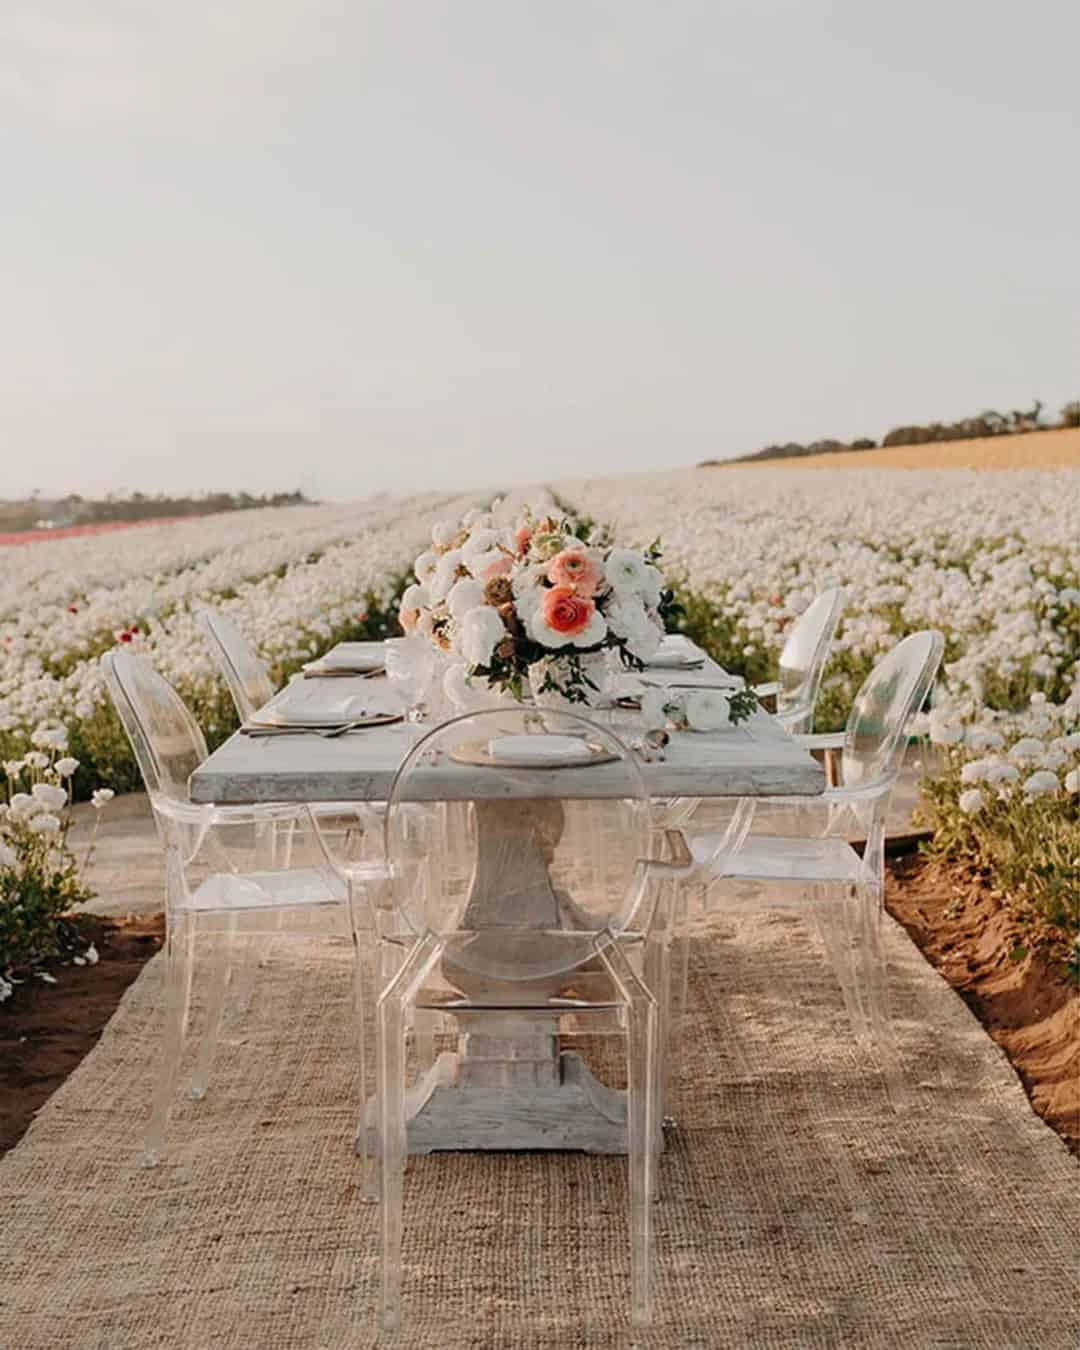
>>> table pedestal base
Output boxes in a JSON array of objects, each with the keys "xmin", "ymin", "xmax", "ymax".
[{"xmin": 361, "ymin": 1048, "xmax": 635, "ymax": 1154}]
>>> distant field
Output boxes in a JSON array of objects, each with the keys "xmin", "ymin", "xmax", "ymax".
[
  {"xmin": 0, "ymin": 516, "xmax": 194, "ymax": 548},
  {"xmin": 728, "ymin": 425, "xmax": 1080, "ymax": 471}
]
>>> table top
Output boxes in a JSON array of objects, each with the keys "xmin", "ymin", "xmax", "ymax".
[{"xmin": 189, "ymin": 641, "xmax": 825, "ymax": 804}]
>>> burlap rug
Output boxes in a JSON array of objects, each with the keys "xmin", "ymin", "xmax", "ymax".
[{"xmin": 2, "ymin": 911, "xmax": 1077, "ymax": 1349}]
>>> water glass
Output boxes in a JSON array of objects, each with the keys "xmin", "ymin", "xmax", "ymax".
[{"xmin": 384, "ymin": 637, "xmax": 436, "ymax": 723}]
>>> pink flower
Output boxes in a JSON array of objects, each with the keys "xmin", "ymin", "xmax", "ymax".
[
  {"xmin": 514, "ymin": 524, "xmax": 533, "ymax": 556},
  {"xmin": 398, "ymin": 606, "xmax": 419, "ymax": 633},
  {"xmin": 547, "ymin": 547, "xmax": 603, "ymax": 595},
  {"xmin": 471, "ymin": 549, "xmax": 514, "ymax": 583},
  {"xmin": 541, "ymin": 586, "xmax": 596, "ymax": 638}
]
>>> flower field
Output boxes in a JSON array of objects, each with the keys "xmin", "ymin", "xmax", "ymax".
[
  {"xmin": 560, "ymin": 466, "xmax": 1080, "ymax": 940},
  {"xmin": 0, "ymin": 492, "xmax": 485, "ymax": 798}
]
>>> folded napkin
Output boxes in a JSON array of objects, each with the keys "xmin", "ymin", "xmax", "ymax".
[
  {"xmin": 487, "ymin": 734, "xmax": 591, "ymax": 765},
  {"xmin": 303, "ymin": 649, "xmax": 383, "ymax": 674},
  {"xmin": 645, "ymin": 635, "xmax": 703, "ymax": 669},
  {"xmin": 262, "ymin": 693, "xmax": 374, "ymax": 726}
]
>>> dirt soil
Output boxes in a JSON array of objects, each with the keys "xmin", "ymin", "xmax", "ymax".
[
  {"xmin": 0, "ymin": 915, "xmax": 164, "ymax": 1155},
  {"xmin": 1, "ymin": 868, "xmax": 1076, "ymax": 1159},
  {"xmin": 886, "ymin": 855, "xmax": 1079, "ymax": 1155}
]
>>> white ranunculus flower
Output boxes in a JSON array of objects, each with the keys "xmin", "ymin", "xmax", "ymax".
[
  {"xmin": 400, "ymin": 583, "xmax": 429, "ymax": 612},
  {"xmin": 8, "ymin": 792, "xmax": 42, "ymax": 820},
  {"xmin": 928, "ymin": 714, "xmax": 964, "ymax": 746},
  {"xmin": 24, "ymin": 751, "xmax": 50, "ymax": 770},
  {"xmin": 91, "ymin": 788, "xmax": 115, "ymax": 809},
  {"xmin": 31, "ymin": 782, "xmax": 68, "ymax": 811},
  {"xmin": 1008, "ymin": 737, "xmax": 1045, "ymax": 765},
  {"xmin": 54, "ymin": 757, "xmax": 79, "ymax": 777},
  {"xmin": 606, "ymin": 595, "xmax": 663, "ymax": 662},
  {"xmin": 605, "ymin": 548, "xmax": 652, "ymax": 596},
  {"xmin": 431, "ymin": 519, "xmax": 460, "ymax": 549},
  {"xmin": 958, "ymin": 788, "xmax": 986, "ymax": 814},
  {"xmin": 1064, "ymin": 768, "xmax": 1079, "ymax": 795},
  {"xmin": 461, "ymin": 528, "xmax": 499, "ymax": 559},
  {"xmin": 1021, "ymin": 770, "xmax": 1058, "ymax": 798},
  {"xmin": 447, "ymin": 578, "xmax": 486, "ymax": 622},
  {"xmin": 428, "ymin": 549, "xmax": 464, "ymax": 602},
  {"xmin": 414, "ymin": 550, "xmax": 439, "ymax": 582},
  {"xmin": 0, "ymin": 842, "xmax": 17, "ymax": 869},
  {"xmin": 983, "ymin": 761, "xmax": 1020, "ymax": 785},
  {"xmin": 684, "ymin": 689, "xmax": 732, "ymax": 732},
  {"xmin": 29, "ymin": 812, "xmax": 62, "ymax": 835},
  {"xmin": 459, "ymin": 607, "xmax": 507, "ymax": 667}
]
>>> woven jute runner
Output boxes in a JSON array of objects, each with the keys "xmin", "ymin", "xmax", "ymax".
[{"xmin": 2, "ymin": 911, "xmax": 1077, "ymax": 1349}]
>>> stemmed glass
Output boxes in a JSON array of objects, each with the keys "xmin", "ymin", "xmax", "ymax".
[{"xmin": 384, "ymin": 637, "xmax": 437, "ymax": 723}]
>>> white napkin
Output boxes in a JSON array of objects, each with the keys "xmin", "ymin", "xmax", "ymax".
[
  {"xmin": 488, "ymin": 734, "xmax": 591, "ymax": 765},
  {"xmin": 645, "ymin": 635, "xmax": 703, "ymax": 668},
  {"xmin": 264, "ymin": 694, "xmax": 373, "ymax": 725},
  {"xmin": 304, "ymin": 647, "xmax": 382, "ymax": 673}
]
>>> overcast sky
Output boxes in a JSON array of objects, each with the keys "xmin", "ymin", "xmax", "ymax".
[{"xmin": 2, "ymin": 2, "xmax": 1078, "ymax": 502}]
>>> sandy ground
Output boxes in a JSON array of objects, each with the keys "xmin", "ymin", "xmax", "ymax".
[{"xmin": 725, "ymin": 425, "xmax": 1080, "ymax": 471}]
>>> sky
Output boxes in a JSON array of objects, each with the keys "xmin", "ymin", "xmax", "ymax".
[{"xmin": 2, "ymin": 1, "xmax": 1078, "ymax": 502}]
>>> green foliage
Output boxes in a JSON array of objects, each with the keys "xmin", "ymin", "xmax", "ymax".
[
  {"xmin": 0, "ymin": 816, "xmax": 93, "ymax": 970},
  {"xmin": 920, "ymin": 749, "xmax": 1080, "ymax": 938}
]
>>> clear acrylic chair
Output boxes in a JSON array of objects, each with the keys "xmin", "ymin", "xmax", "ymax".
[
  {"xmin": 194, "ymin": 607, "xmax": 276, "ymax": 725},
  {"xmin": 754, "ymin": 586, "xmax": 846, "ymax": 736},
  {"xmin": 195, "ymin": 605, "xmax": 384, "ymax": 851},
  {"xmin": 364, "ymin": 708, "xmax": 692, "ymax": 1330},
  {"xmin": 101, "ymin": 649, "xmax": 359, "ymax": 1167},
  {"xmin": 687, "ymin": 630, "xmax": 944, "ymax": 1108}
]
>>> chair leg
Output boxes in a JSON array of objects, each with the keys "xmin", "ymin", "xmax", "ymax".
[
  {"xmin": 599, "ymin": 943, "xmax": 658, "ymax": 1328},
  {"xmin": 811, "ymin": 884, "xmax": 868, "ymax": 1043},
  {"xmin": 189, "ymin": 914, "xmax": 240, "ymax": 1101},
  {"xmin": 861, "ymin": 884, "xmax": 909, "ymax": 1111},
  {"xmin": 142, "ymin": 910, "xmax": 194, "ymax": 1168},
  {"xmin": 376, "ymin": 934, "xmax": 444, "ymax": 1332},
  {"xmin": 351, "ymin": 936, "xmax": 378, "ymax": 1203},
  {"xmin": 661, "ymin": 882, "xmax": 691, "ymax": 1125}
]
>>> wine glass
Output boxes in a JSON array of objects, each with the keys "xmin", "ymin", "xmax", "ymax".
[{"xmin": 384, "ymin": 637, "xmax": 436, "ymax": 723}]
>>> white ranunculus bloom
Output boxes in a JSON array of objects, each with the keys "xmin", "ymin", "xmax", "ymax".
[
  {"xmin": 1022, "ymin": 770, "xmax": 1059, "ymax": 798},
  {"xmin": 447, "ymin": 578, "xmax": 486, "ymax": 622},
  {"xmin": 605, "ymin": 549, "xmax": 652, "ymax": 596},
  {"xmin": 606, "ymin": 595, "xmax": 663, "ymax": 662},
  {"xmin": 29, "ymin": 812, "xmax": 62, "ymax": 834},
  {"xmin": 1008, "ymin": 737, "xmax": 1045, "ymax": 765},
  {"xmin": 414, "ymin": 550, "xmax": 439, "ymax": 582},
  {"xmin": 31, "ymin": 782, "xmax": 68, "ymax": 811},
  {"xmin": 429, "ymin": 549, "xmax": 464, "ymax": 602},
  {"xmin": 8, "ymin": 792, "xmax": 42, "ymax": 820},
  {"xmin": 983, "ymin": 761, "xmax": 1020, "ymax": 785},
  {"xmin": 24, "ymin": 751, "xmax": 50, "ymax": 769},
  {"xmin": 958, "ymin": 788, "xmax": 986, "ymax": 814},
  {"xmin": 459, "ymin": 607, "xmax": 507, "ymax": 667},
  {"xmin": 0, "ymin": 842, "xmax": 17, "ymax": 869},
  {"xmin": 91, "ymin": 788, "xmax": 115, "ymax": 809},
  {"xmin": 685, "ymin": 689, "xmax": 732, "ymax": 732},
  {"xmin": 431, "ymin": 519, "xmax": 460, "ymax": 549},
  {"xmin": 54, "ymin": 756, "xmax": 79, "ymax": 777},
  {"xmin": 400, "ymin": 583, "xmax": 429, "ymax": 612},
  {"xmin": 928, "ymin": 714, "xmax": 964, "ymax": 746},
  {"xmin": 1064, "ymin": 768, "xmax": 1080, "ymax": 795},
  {"xmin": 461, "ymin": 528, "xmax": 499, "ymax": 559}
]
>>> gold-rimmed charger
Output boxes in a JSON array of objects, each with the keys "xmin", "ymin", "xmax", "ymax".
[{"xmin": 449, "ymin": 737, "xmax": 617, "ymax": 770}]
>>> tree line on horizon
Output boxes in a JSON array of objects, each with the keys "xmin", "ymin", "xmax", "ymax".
[
  {"xmin": 704, "ymin": 398, "xmax": 1080, "ymax": 466},
  {"xmin": 0, "ymin": 489, "xmax": 312, "ymax": 535}
]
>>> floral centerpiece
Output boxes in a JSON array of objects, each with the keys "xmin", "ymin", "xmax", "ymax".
[{"xmin": 397, "ymin": 504, "xmax": 681, "ymax": 708}]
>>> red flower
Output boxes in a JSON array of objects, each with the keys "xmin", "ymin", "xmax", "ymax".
[
  {"xmin": 118, "ymin": 632, "xmax": 133, "ymax": 643},
  {"xmin": 67, "ymin": 605, "xmax": 78, "ymax": 614},
  {"xmin": 541, "ymin": 586, "xmax": 595, "ymax": 637}
]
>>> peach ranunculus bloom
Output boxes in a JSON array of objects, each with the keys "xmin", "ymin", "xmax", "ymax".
[
  {"xmin": 514, "ymin": 524, "xmax": 533, "ymax": 556},
  {"xmin": 399, "ymin": 605, "xmax": 420, "ymax": 633},
  {"xmin": 541, "ymin": 586, "xmax": 596, "ymax": 638},
  {"xmin": 471, "ymin": 549, "xmax": 514, "ymax": 583},
  {"xmin": 547, "ymin": 547, "xmax": 603, "ymax": 595}
]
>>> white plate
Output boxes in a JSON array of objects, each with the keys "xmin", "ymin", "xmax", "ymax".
[
  {"xmin": 254, "ymin": 694, "xmax": 384, "ymax": 727},
  {"xmin": 450, "ymin": 735, "xmax": 616, "ymax": 769}
]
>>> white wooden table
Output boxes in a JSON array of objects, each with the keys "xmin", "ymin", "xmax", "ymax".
[{"xmin": 190, "ymin": 640, "xmax": 824, "ymax": 1153}]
